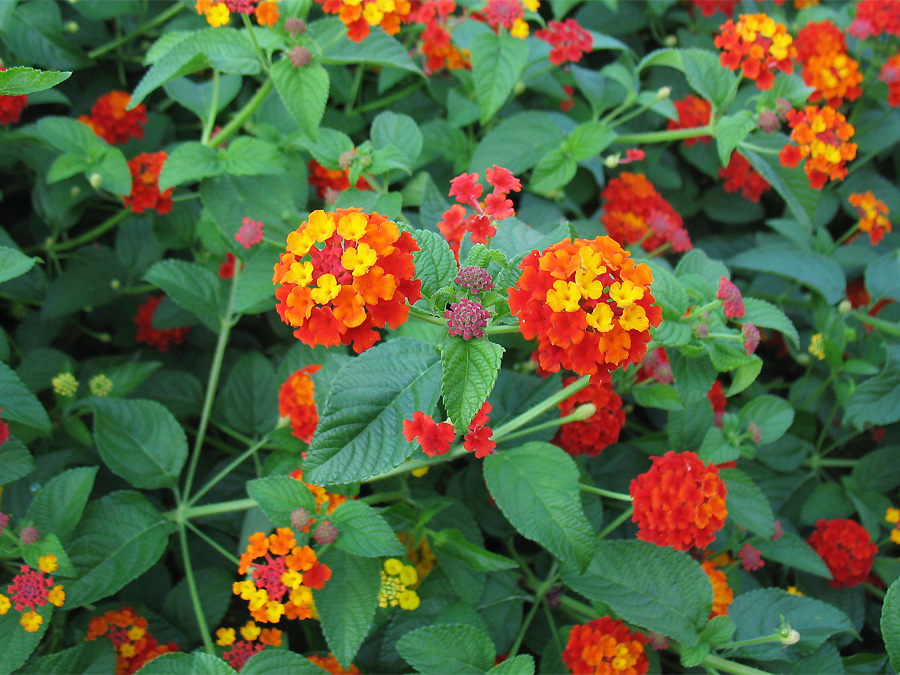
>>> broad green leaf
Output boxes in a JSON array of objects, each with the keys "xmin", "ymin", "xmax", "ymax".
[
  {"xmin": 246, "ymin": 476, "xmax": 318, "ymax": 528},
  {"xmin": 865, "ymin": 250, "xmax": 900, "ymax": 303},
  {"xmin": 329, "ymin": 500, "xmax": 405, "ymax": 557},
  {"xmin": 883, "ymin": 579, "xmax": 900, "ymax": 672},
  {"xmin": 305, "ymin": 338, "xmax": 442, "ymax": 484},
  {"xmin": 201, "ymin": 173, "xmax": 301, "ymax": 241},
  {"xmin": 645, "ymin": 261, "xmax": 690, "ymax": 316},
  {"xmin": 681, "ymin": 48, "xmax": 738, "ymax": 110},
  {"xmin": 755, "ymin": 533, "xmax": 832, "ymax": 579},
  {"xmin": 530, "ymin": 148, "xmax": 577, "ymax": 194},
  {"xmin": 716, "ymin": 110, "xmax": 756, "ymax": 167},
  {"xmin": 701, "ymin": 615, "xmax": 737, "ymax": 645},
  {"xmin": 668, "ymin": 351, "xmax": 716, "ymax": 405},
  {"xmin": 242, "ymin": 650, "xmax": 331, "ymax": 674},
  {"xmin": 720, "ymin": 468, "xmax": 775, "ymax": 538},
  {"xmin": 397, "ymin": 623, "xmax": 495, "ymax": 674},
  {"xmin": 567, "ymin": 122, "xmax": 616, "ymax": 162},
  {"xmin": 742, "ymin": 297, "xmax": 799, "ymax": 348},
  {"xmin": 844, "ymin": 354, "xmax": 900, "ymax": 428},
  {"xmin": 27, "ymin": 639, "xmax": 116, "ymax": 675},
  {"xmin": 738, "ymin": 395, "xmax": 794, "ymax": 444},
  {"xmin": 729, "ymin": 244, "xmax": 845, "ymax": 305},
  {"xmin": 214, "ymin": 352, "xmax": 279, "ymax": 436},
  {"xmin": 136, "ymin": 653, "xmax": 235, "ymax": 674},
  {"xmin": 632, "ymin": 383, "xmax": 682, "ymax": 410},
  {"xmin": 0, "ymin": 361, "xmax": 51, "ymax": 434},
  {"xmin": 441, "ymin": 337, "xmax": 503, "ymax": 432},
  {"xmin": 42, "ymin": 247, "xmax": 128, "ymax": 320},
  {"xmin": 234, "ymin": 247, "xmax": 278, "ymax": 314},
  {"xmin": 314, "ymin": 548, "xmax": 382, "ymax": 668},
  {"xmin": 563, "ymin": 540, "xmax": 711, "ymax": 646},
  {"xmin": 163, "ymin": 73, "xmax": 242, "ymax": 121},
  {"xmin": 0, "ymin": 245, "xmax": 39, "ymax": 283},
  {"xmin": 22, "ymin": 533, "xmax": 75, "ymax": 578},
  {"xmin": 729, "ymin": 589, "xmax": 853, "ymax": 661},
  {"xmin": 412, "ymin": 229, "xmax": 457, "ymax": 300},
  {"xmin": 372, "ymin": 111, "xmax": 423, "ymax": 172},
  {"xmin": 0, "ymin": 66, "xmax": 71, "ymax": 95},
  {"xmin": 6, "ymin": 2, "xmax": 90, "ymax": 69},
  {"xmin": 272, "ymin": 59, "xmax": 330, "ymax": 139},
  {"xmin": 471, "ymin": 32, "xmax": 530, "ymax": 125},
  {"xmin": 66, "ymin": 491, "xmax": 175, "ymax": 607},
  {"xmin": 224, "ymin": 137, "xmax": 285, "ymax": 176},
  {"xmin": 0, "ymin": 439, "xmax": 34, "ymax": 483},
  {"xmin": 668, "ymin": 403, "xmax": 713, "ymax": 451},
  {"xmin": 483, "ymin": 443, "xmax": 595, "ymax": 571},
  {"xmin": 158, "ymin": 142, "xmax": 223, "ymax": 190},
  {"xmin": 431, "ymin": 529, "xmax": 517, "ymax": 572},
  {"xmin": 144, "ymin": 259, "xmax": 222, "ymax": 332},
  {"xmin": 703, "ymin": 332, "xmax": 756, "ymax": 371},
  {"xmin": 852, "ymin": 445, "xmax": 900, "ymax": 494},
  {"xmin": 315, "ymin": 19, "xmax": 422, "ymax": 74},
  {"xmin": 27, "ymin": 466, "xmax": 97, "ymax": 544},
  {"xmin": 92, "ymin": 398, "xmax": 188, "ymax": 490},
  {"xmin": 487, "ymin": 655, "xmax": 535, "ymax": 675},
  {"xmin": 698, "ymin": 426, "xmax": 739, "ymax": 464},
  {"xmin": 470, "ymin": 112, "xmax": 562, "ymax": 175},
  {"xmin": 636, "ymin": 48, "xmax": 681, "ymax": 74},
  {"xmin": 104, "ymin": 361, "xmax": 164, "ymax": 398},
  {"xmin": 0, "ymin": 603, "xmax": 54, "ymax": 673}
]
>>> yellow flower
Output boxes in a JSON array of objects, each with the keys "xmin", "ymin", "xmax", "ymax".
[
  {"xmin": 510, "ymin": 18, "xmax": 529, "ymax": 38},
  {"xmin": 384, "ymin": 558, "xmax": 404, "ymax": 576},
  {"xmin": 891, "ymin": 529, "xmax": 900, "ymax": 545},
  {"xmin": 0, "ymin": 594, "xmax": 10, "ymax": 615},
  {"xmin": 241, "ymin": 621, "xmax": 261, "ymax": 641},
  {"xmin": 887, "ymin": 508, "xmax": 900, "ymax": 524},
  {"xmin": 38, "ymin": 554, "xmax": 58, "ymax": 574},
  {"xmin": 205, "ymin": 2, "xmax": 230, "ymax": 27},
  {"xmin": 399, "ymin": 564, "xmax": 418, "ymax": 586},
  {"xmin": 216, "ymin": 627, "xmax": 236, "ymax": 646},
  {"xmin": 398, "ymin": 589, "xmax": 420, "ymax": 610},
  {"xmin": 21, "ymin": 611, "xmax": 43, "ymax": 632},
  {"xmin": 808, "ymin": 333, "xmax": 826, "ymax": 360},
  {"xmin": 48, "ymin": 585, "xmax": 65, "ymax": 607}
]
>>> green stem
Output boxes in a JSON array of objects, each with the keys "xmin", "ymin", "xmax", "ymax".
[
  {"xmin": 200, "ymin": 69, "xmax": 221, "ymax": 145},
  {"xmin": 719, "ymin": 634, "xmax": 790, "ymax": 649},
  {"xmin": 361, "ymin": 490, "xmax": 409, "ymax": 505},
  {"xmin": 186, "ymin": 520, "xmax": 241, "ymax": 566},
  {"xmin": 40, "ymin": 208, "xmax": 130, "ymax": 254},
  {"xmin": 737, "ymin": 141, "xmax": 781, "ymax": 155},
  {"xmin": 178, "ymin": 526, "xmax": 216, "ymax": 654},
  {"xmin": 408, "ymin": 306, "xmax": 447, "ymax": 326},
  {"xmin": 353, "ymin": 79, "xmax": 427, "ymax": 114},
  {"xmin": 484, "ymin": 324, "xmax": 522, "ymax": 334},
  {"xmin": 850, "ymin": 310, "xmax": 900, "ymax": 338},
  {"xmin": 187, "ymin": 434, "xmax": 270, "ymax": 507},
  {"xmin": 702, "ymin": 654, "xmax": 773, "ymax": 675},
  {"xmin": 508, "ymin": 563, "xmax": 559, "ymax": 659},
  {"xmin": 597, "ymin": 506, "xmax": 634, "ymax": 540},
  {"xmin": 242, "ymin": 14, "xmax": 270, "ymax": 73},
  {"xmin": 87, "ymin": 3, "xmax": 184, "ymax": 59},
  {"xmin": 579, "ymin": 484, "xmax": 634, "ymax": 502},
  {"xmin": 497, "ymin": 408, "xmax": 590, "ymax": 443},
  {"xmin": 805, "ymin": 457, "xmax": 856, "ymax": 469},
  {"xmin": 345, "ymin": 65, "xmax": 365, "ymax": 114},
  {"xmin": 491, "ymin": 375, "xmax": 591, "ymax": 440},
  {"xmin": 203, "ymin": 78, "xmax": 274, "ymax": 148},
  {"xmin": 614, "ymin": 124, "xmax": 714, "ymax": 145},
  {"xmin": 165, "ymin": 498, "xmax": 258, "ymax": 522},
  {"xmin": 865, "ymin": 582, "xmax": 886, "ymax": 599}
]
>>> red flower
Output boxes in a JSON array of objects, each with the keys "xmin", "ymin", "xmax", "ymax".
[
  {"xmin": 0, "ymin": 406, "xmax": 8, "ymax": 445},
  {"xmin": 449, "ymin": 172, "xmax": 483, "ymax": 206},
  {"xmin": 0, "ymin": 67, "xmax": 28, "ymax": 125},
  {"xmin": 278, "ymin": 366, "xmax": 322, "ymax": 443},
  {"xmin": 600, "ymin": 172, "xmax": 691, "ymax": 253},
  {"xmin": 738, "ymin": 543, "xmax": 764, "ymax": 571},
  {"xmin": 439, "ymin": 167, "xmax": 520, "ymax": 258},
  {"xmin": 124, "ymin": 152, "xmax": 173, "ymax": 215},
  {"xmin": 708, "ymin": 380, "xmax": 726, "ymax": 427},
  {"xmin": 630, "ymin": 451, "xmax": 728, "ymax": 550},
  {"xmin": 134, "ymin": 296, "xmax": 190, "ymax": 352},
  {"xmin": 636, "ymin": 347, "xmax": 673, "ymax": 385},
  {"xmin": 403, "ymin": 411, "xmax": 455, "ymax": 457},
  {"xmin": 880, "ymin": 54, "xmax": 900, "ymax": 107},
  {"xmin": 307, "ymin": 158, "xmax": 371, "ymax": 201},
  {"xmin": 86, "ymin": 607, "xmax": 178, "ymax": 674},
  {"xmin": 714, "ymin": 13, "xmax": 797, "ymax": 90},
  {"xmin": 848, "ymin": 0, "xmax": 900, "ymax": 39},
  {"xmin": 807, "ymin": 518, "xmax": 877, "ymax": 588},
  {"xmin": 236, "ymin": 217, "xmax": 264, "ymax": 248},
  {"xmin": 534, "ymin": 18, "xmax": 593, "ymax": 66},
  {"xmin": 219, "ymin": 251, "xmax": 239, "ymax": 280},
  {"xmin": 794, "ymin": 21, "xmax": 863, "ymax": 108},
  {"xmin": 717, "ymin": 276, "xmax": 745, "ymax": 318},
  {"xmin": 562, "ymin": 616, "xmax": 649, "ymax": 675},
  {"xmin": 486, "ymin": 165, "xmax": 522, "ymax": 194},
  {"xmin": 78, "ymin": 91, "xmax": 147, "ymax": 145},
  {"xmin": 553, "ymin": 373, "xmax": 625, "ymax": 457},
  {"xmin": 779, "ymin": 105, "xmax": 856, "ymax": 189},
  {"xmin": 719, "ymin": 152, "xmax": 770, "ymax": 202},
  {"xmin": 463, "ymin": 401, "xmax": 495, "ymax": 458},
  {"xmin": 668, "ymin": 96, "xmax": 712, "ymax": 147}
]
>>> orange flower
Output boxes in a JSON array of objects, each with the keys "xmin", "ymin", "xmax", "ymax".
[
  {"xmin": 255, "ymin": 0, "xmax": 279, "ymax": 25},
  {"xmin": 848, "ymin": 191, "xmax": 892, "ymax": 246},
  {"xmin": 719, "ymin": 152, "xmax": 770, "ymax": 202},
  {"xmin": 0, "ymin": 67, "xmax": 28, "ymax": 125},
  {"xmin": 78, "ymin": 91, "xmax": 147, "ymax": 145},
  {"xmin": 134, "ymin": 295, "xmax": 190, "ymax": 352},
  {"xmin": 123, "ymin": 152, "xmax": 173, "ymax": 214},
  {"xmin": 278, "ymin": 366, "xmax": 322, "ymax": 442},
  {"xmin": 562, "ymin": 616, "xmax": 649, "ymax": 675},
  {"xmin": 701, "ymin": 561, "xmax": 733, "ymax": 618},
  {"xmin": 85, "ymin": 607, "xmax": 178, "ymax": 675},
  {"xmin": 317, "ymin": 0, "xmax": 413, "ymax": 42},
  {"xmin": 553, "ymin": 373, "xmax": 624, "ymax": 457},
  {"xmin": 308, "ymin": 654, "xmax": 361, "ymax": 674},
  {"xmin": 308, "ymin": 159, "xmax": 371, "ymax": 201},
  {"xmin": 600, "ymin": 173, "xmax": 691, "ymax": 253},
  {"xmin": 667, "ymin": 95, "xmax": 712, "ymax": 147},
  {"xmin": 714, "ymin": 13, "xmax": 797, "ymax": 90},
  {"xmin": 779, "ymin": 105, "xmax": 856, "ymax": 189},
  {"xmin": 273, "ymin": 209, "xmax": 422, "ymax": 353},
  {"xmin": 807, "ymin": 518, "xmax": 877, "ymax": 588},
  {"xmin": 794, "ymin": 21, "xmax": 863, "ymax": 108}
]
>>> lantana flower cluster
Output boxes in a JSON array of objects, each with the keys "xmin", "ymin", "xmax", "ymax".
[
  {"xmin": 196, "ymin": 0, "xmax": 280, "ymax": 28},
  {"xmin": 308, "ymin": 158, "xmax": 371, "ymax": 202},
  {"xmin": 600, "ymin": 172, "xmax": 692, "ymax": 253},
  {"xmin": 509, "ymin": 236, "xmax": 663, "ymax": 376},
  {"xmin": 719, "ymin": 152, "xmax": 771, "ymax": 202},
  {"xmin": 848, "ymin": 0, "xmax": 900, "ymax": 39},
  {"xmin": 779, "ymin": 105, "xmax": 857, "ymax": 189},
  {"xmin": 880, "ymin": 54, "xmax": 900, "ymax": 107},
  {"xmin": 701, "ymin": 560, "xmax": 734, "ymax": 618},
  {"xmin": 667, "ymin": 95, "xmax": 712, "ymax": 147},
  {"xmin": 794, "ymin": 21, "xmax": 863, "ymax": 108},
  {"xmin": 273, "ymin": 209, "xmax": 422, "ymax": 353},
  {"xmin": 124, "ymin": 152, "xmax": 173, "ymax": 215},
  {"xmin": 78, "ymin": 91, "xmax": 147, "ymax": 145},
  {"xmin": 848, "ymin": 191, "xmax": 892, "ymax": 246},
  {"xmin": 534, "ymin": 18, "xmax": 593, "ymax": 66},
  {"xmin": 553, "ymin": 373, "xmax": 625, "ymax": 457},
  {"xmin": 411, "ymin": 1, "xmax": 471, "ymax": 74},
  {"xmin": 85, "ymin": 607, "xmax": 179, "ymax": 675},
  {"xmin": 215, "ymin": 621, "xmax": 282, "ymax": 671},
  {"xmin": 482, "ymin": 0, "xmax": 539, "ymax": 39},
  {"xmin": 378, "ymin": 558, "xmax": 420, "ymax": 610},
  {"xmin": 0, "ymin": 554, "xmax": 65, "ymax": 633},
  {"xmin": 714, "ymin": 13, "xmax": 797, "ymax": 90},
  {"xmin": 316, "ymin": 0, "xmax": 412, "ymax": 42},
  {"xmin": 278, "ymin": 366, "xmax": 321, "ymax": 443},
  {"xmin": 308, "ymin": 653, "xmax": 362, "ymax": 674},
  {"xmin": 562, "ymin": 616, "xmax": 650, "ymax": 675},
  {"xmin": 403, "ymin": 400, "xmax": 495, "ymax": 458},
  {"xmin": 134, "ymin": 295, "xmax": 190, "ymax": 352},
  {"xmin": 807, "ymin": 518, "xmax": 878, "ymax": 588}
]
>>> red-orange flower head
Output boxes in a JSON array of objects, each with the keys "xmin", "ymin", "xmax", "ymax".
[
  {"xmin": 719, "ymin": 152, "xmax": 770, "ymax": 202},
  {"xmin": 234, "ymin": 528, "xmax": 331, "ymax": 623},
  {"xmin": 562, "ymin": 616, "xmax": 650, "ymax": 675},
  {"xmin": 308, "ymin": 653, "xmax": 361, "ymax": 674},
  {"xmin": 412, "ymin": 2, "xmax": 471, "ymax": 74},
  {"xmin": 0, "ymin": 67, "xmax": 28, "ymax": 125},
  {"xmin": 880, "ymin": 54, "xmax": 900, "ymax": 107},
  {"xmin": 691, "ymin": 0, "xmax": 738, "ymax": 17},
  {"xmin": 807, "ymin": 518, "xmax": 878, "ymax": 588},
  {"xmin": 794, "ymin": 21, "xmax": 863, "ymax": 108},
  {"xmin": 317, "ymin": 0, "xmax": 413, "ymax": 42},
  {"xmin": 78, "ymin": 91, "xmax": 147, "ymax": 145},
  {"xmin": 273, "ymin": 209, "xmax": 422, "ymax": 353},
  {"xmin": 278, "ymin": 365, "xmax": 322, "ymax": 443},
  {"xmin": 779, "ymin": 105, "xmax": 856, "ymax": 189},
  {"xmin": 509, "ymin": 237, "xmax": 662, "ymax": 376},
  {"xmin": 124, "ymin": 152, "xmax": 173, "ymax": 215},
  {"xmin": 85, "ymin": 607, "xmax": 179, "ymax": 675},
  {"xmin": 553, "ymin": 373, "xmax": 625, "ymax": 457},
  {"xmin": 848, "ymin": 0, "xmax": 900, "ymax": 39},
  {"xmin": 701, "ymin": 560, "xmax": 733, "ymax": 618},
  {"xmin": 848, "ymin": 191, "xmax": 892, "ymax": 246},
  {"xmin": 308, "ymin": 158, "xmax": 371, "ymax": 202},
  {"xmin": 535, "ymin": 18, "xmax": 593, "ymax": 66},
  {"xmin": 134, "ymin": 295, "xmax": 190, "ymax": 353},
  {"xmin": 600, "ymin": 172, "xmax": 692, "ymax": 254},
  {"xmin": 630, "ymin": 451, "xmax": 727, "ymax": 551},
  {"xmin": 714, "ymin": 13, "xmax": 797, "ymax": 90},
  {"xmin": 668, "ymin": 95, "xmax": 712, "ymax": 147}
]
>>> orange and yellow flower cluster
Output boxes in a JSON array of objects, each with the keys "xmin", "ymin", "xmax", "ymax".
[
  {"xmin": 85, "ymin": 607, "xmax": 178, "ymax": 674},
  {"xmin": 562, "ymin": 616, "xmax": 650, "ymax": 675},
  {"xmin": 78, "ymin": 91, "xmax": 147, "ymax": 145},
  {"xmin": 234, "ymin": 528, "xmax": 331, "ymax": 623},
  {"xmin": 701, "ymin": 560, "xmax": 733, "ymax": 618},
  {"xmin": 1, "ymin": 554, "xmax": 65, "ymax": 633},
  {"xmin": 273, "ymin": 209, "xmax": 422, "ymax": 353},
  {"xmin": 215, "ymin": 621, "xmax": 282, "ymax": 671},
  {"xmin": 308, "ymin": 158, "xmax": 371, "ymax": 202},
  {"xmin": 290, "ymin": 467, "xmax": 348, "ymax": 516},
  {"xmin": 308, "ymin": 653, "xmax": 362, "ymax": 674},
  {"xmin": 317, "ymin": 0, "xmax": 413, "ymax": 42},
  {"xmin": 278, "ymin": 366, "xmax": 321, "ymax": 443},
  {"xmin": 600, "ymin": 172, "xmax": 691, "ymax": 254},
  {"xmin": 196, "ymin": 0, "xmax": 279, "ymax": 28},
  {"xmin": 794, "ymin": 21, "xmax": 863, "ymax": 108},
  {"xmin": 714, "ymin": 13, "xmax": 796, "ymax": 90},
  {"xmin": 779, "ymin": 105, "xmax": 856, "ymax": 189},
  {"xmin": 509, "ymin": 236, "xmax": 662, "ymax": 376},
  {"xmin": 553, "ymin": 373, "xmax": 625, "ymax": 457},
  {"xmin": 849, "ymin": 191, "xmax": 892, "ymax": 246},
  {"xmin": 412, "ymin": 1, "xmax": 471, "ymax": 74}
]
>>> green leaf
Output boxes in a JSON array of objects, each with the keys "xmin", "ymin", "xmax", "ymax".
[
  {"xmin": 164, "ymin": 73, "xmax": 242, "ymax": 121},
  {"xmin": 567, "ymin": 122, "xmax": 616, "ymax": 162},
  {"xmin": 27, "ymin": 466, "xmax": 97, "ymax": 544},
  {"xmin": 725, "ymin": 357, "xmax": 762, "ymax": 396},
  {"xmin": 242, "ymin": 650, "xmax": 331, "ymax": 674},
  {"xmin": 163, "ymin": 567, "xmax": 234, "ymax": 643},
  {"xmin": 430, "ymin": 529, "xmax": 517, "ymax": 572},
  {"xmin": 632, "ymin": 383, "xmax": 682, "ymax": 410},
  {"xmin": 66, "ymin": 491, "xmax": 175, "ymax": 607},
  {"xmin": 668, "ymin": 351, "xmax": 716, "ymax": 405},
  {"xmin": 471, "ymin": 32, "xmax": 530, "ymax": 125},
  {"xmin": 729, "ymin": 589, "xmax": 853, "ymax": 661},
  {"xmin": 224, "ymin": 137, "xmax": 285, "ymax": 176},
  {"xmin": 883, "ymin": 579, "xmax": 900, "ymax": 673},
  {"xmin": 0, "ymin": 361, "xmax": 51, "ymax": 434},
  {"xmin": 397, "ymin": 623, "xmax": 496, "ymax": 674},
  {"xmin": 235, "ymin": 247, "xmax": 278, "ymax": 314},
  {"xmin": 372, "ymin": 111, "xmax": 423, "ymax": 172},
  {"xmin": 668, "ymin": 403, "xmax": 713, "ymax": 451},
  {"xmin": 755, "ymin": 533, "xmax": 832, "ymax": 579},
  {"xmin": 27, "ymin": 640, "xmax": 116, "ymax": 675},
  {"xmin": 305, "ymin": 338, "xmax": 442, "ymax": 484},
  {"xmin": 137, "ymin": 653, "xmax": 235, "ymax": 674},
  {"xmin": 698, "ymin": 426, "xmax": 739, "ymax": 464},
  {"xmin": 563, "ymin": 540, "xmax": 711, "ymax": 646},
  {"xmin": 483, "ymin": 442, "xmax": 595, "ymax": 571},
  {"xmin": 738, "ymin": 395, "xmax": 794, "ymax": 444},
  {"xmin": 701, "ymin": 615, "xmax": 737, "ymax": 645},
  {"xmin": 201, "ymin": 173, "xmax": 301, "ymax": 241},
  {"xmin": 530, "ymin": 148, "xmax": 577, "ymax": 194},
  {"xmin": 681, "ymin": 48, "xmax": 738, "ymax": 109},
  {"xmin": 272, "ymin": 59, "xmax": 330, "ymax": 139},
  {"xmin": 720, "ymin": 468, "xmax": 775, "ymax": 538},
  {"xmin": 158, "ymin": 142, "xmax": 223, "ymax": 190},
  {"xmin": 441, "ymin": 337, "xmax": 503, "ymax": 432},
  {"xmin": 487, "ymin": 655, "xmax": 535, "ymax": 675},
  {"xmin": 865, "ymin": 250, "xmax": 900, "ymax": 303},
  {"xmin": 92, "ymin": 398, "xmax": 188, "ymax": 491},
  {"xmin": 214, "ymin": 352, "xmax": 279, "ymax": 436},
  {"xmin": 144, "ymin": 259, "xmax": 222, "ymax": 332},
  {"xmin": 0, "ymin": 439, "xmax": 34, "ymax": 483},
  {"xmin": 716, "ymin": 110, "xmax": 756, "ymax": 167},
  {"xmin": 0, "ymin": 66, "xmax": 71, "ymax": 95},
  {"xmin": 845, "ymin": 347, "xmax": 900, "ymax": 429},
  {"xmin": 729, "ymin": 245, "xmax": 845, "ymax": 305},
  {"xmin": 636, "ymin": 48, "xmax": 681, "ymax": 74},
  {"xmin": 703, "ymin": 332, "xmax": 756, "ymax": 371},
  {"xmin": 22, "ymin": 533, "xmax": 75, "ymax": 577},
  {"xmin": 0, "ymin": 245, "xmax": 39, "ymax": 283},
  {"xmin": 329, "ymin": 500, "xmax": 405, "ymax": 557},
  {"xmin": 742, "ymin": 297, "xmax": 799, "ymax": 348},
  {"xmin": 852, "ymin": 445, "xmax": 900, "ymax": 494},
  {"xmin": 314, "ymin": 548, "xmax": 382, "ymax": 669},
  {"xmin": 0, "ymin": 603, "xmax": 54, "ymax": 673},
  {"xmin": 679, "ymin": 643, "xmax": 711, "ymax": 669},
  {"xmin": 246, "ymin": 476, "xmax": 318, "ymax": 528},
  {"xmin": 412, "ymin": 229, "xmax": 458, "ymax": 300},
  {"xmin": 470, "ymin": 112, "xmax": 562, "ymax": 175},
  {"xmin": 6, "ymin": 2, "xmax": 90, "ymax": 69},
  {"xmin": 646, "ymin": 261, "xmax": 690, "ymax": 316},
  {"xmin": 316, "ymin": 19, "xmax": 422, "ymax": 74}
]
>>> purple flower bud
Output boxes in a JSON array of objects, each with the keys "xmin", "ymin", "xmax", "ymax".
[
  {"xmin": 758, "ymin": 110, "xmax": 779, "ymax": 134},
  {"xmin": 289, "ymin": 46, "xmax": 312, "ymax": 68},
  {"xmin": 284, "ymin": 17, "xmax": 306, "ymax": 35},
  {"xmin": 742, "ymin": 322, "xmax": 760, "ymax": 356},
  {"xmin": 739, "ymin": 543, "xmax": 764, "ymax": 571},
  {"xmin": 455, "ymin": 266, "xmax": 494, "ymax": 294},
  {"xmin": 0, "ymin": 512, "xmax": 8, "ymax": 536},
  {"xmin": 772, "ymin": 520, "xmax": 784, "ymax": 541},
  {"xmin": 445, "ymin": 298, "xmax": 490, "ymax": 339},
  {"xmin": 291, "ymin": 507, "xmax": 311, "ymax": 532},
  {"xmin": 313, "ymin": 520, "xmax": 339, "ymax": 546},
  {"xmin": 338, "ymin": 150, "xmax": 355, "ymax": 170},
  {"xmin": 776, "ymin": 98, "xmax": 792, "ymax": 120},
  {"xmin": 20, "ymin": 525, "xmax": 40, "ymax": 545}
]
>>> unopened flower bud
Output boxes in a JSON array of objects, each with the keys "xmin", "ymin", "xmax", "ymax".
[
  {"xmin": 514, "ymin": 81, "xmax": 526, "ymax": 96},
  {"xmin": 20, "ymin": 525, "xmax": 40, "ymax": 545},
  {"xmin": 70, "ymin": 186, "xmax": 81, "ymax": 198},
  {"xmin": 358, "ymin": 154, "xmax": 372, "ymax": 168},
  {"xmin": 89, "ymin": 374, "xmax": 114, "ymax": 397},
  {"xmin": 572, "ymin": 403, "xmax": 597, "ymax": 421},
  {"xmin": 455, "ymin": 266, "xmax": 494, "ymax": 294},
  {"xmin": 663, "ymin": 35, "xmax": 677, "ymax": 47},
  {"xmin": 110, "ymin": 279, "xmax": 121, "ymax": 291},
  {"xmin": 748, "ymin": 421, "xmax": 762, "ymax": 444},
  {"xmin": 64, "ymin": 21, "xmax": 79, "ymax": 33},
  {"xmin": 313, "ymin": 520, "xmax": 339, "ymax": 545},
  {"xmin": 338, "ymin": 150, "xmax": 355, "ymax": 170},
  {"xmin": 742, "ymin": 322, "xmax": 760, "ymax": 356},
  {"xmin": 603, "ymin": 153, "xmax": 621, "ymax": 169},
  {"xmin": 52, "ymin": 372, "xmax": 79, "ymax": 397},
  {"xmin": 284, "ymin": 17, "xmax": 306, "ymax": 35},
  {"xmin": 656, "ymin": 86, "xmax": 672, "ymax": 101},
  {"xmin": 838, "ymin": 299, "xmax": 852, "ymax": 315},
  {"xmin": 694, "ymin": 322, "xmax": 709, "ymax": 339},
  {"xmin": 776, "ymin": 98, "xmax": 792, "ymax": 120},
  {"xmin": 291, "ymin": 507, "xmax": 311, "ymax": 532},
  {"xmin": 289, "ymin": 46, "xmax": 312, "ymax": 68},
  {"xmin": 89, "ymin": 173, "xmax": 103, "ymax": 189},
  {"xmin": 445, "ymin": 298, "xmax": 490, "ymax": 339},
  {"xmin": 758, "ymin": 110, "xmax": 779, "ymax": 134}
]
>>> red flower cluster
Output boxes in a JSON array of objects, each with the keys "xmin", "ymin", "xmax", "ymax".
[
  {"xmin": 509, "ymin": 236, "xmax": 662, "ymax": 376},
  {"xmin": 134, "ymin": 295, "xmax": 190, "ymax": 352},
  {"xmin": 807, "ymin": 518, "xmax": 878, "ymax": 588},
  {"xmin": 880, "ymin": 55, "xmax": 900, "ymax": 107},
  {"xmin": 2, "ymin": 555, "xmax": 65, "ymax": 633},
  {"xmin": 124, "ymin": 152, "xmax": 173, "ymax": 214},
  {"xmin": 719, "ymin": 152, "xmax": 770, "ymax": 202},
  {"xmin": 236, "ymin": 217, "xmax": 264, "ymax": 248},
  {"xmin": 86, "ymin": 607, "xmax": 178, "ymax": 674},
  {"xmin": 219, "ymin": 251, "xmax": 240, "ymax": 280},
  {"xmin": 483, "ymin": 0, "xmax": 539, "ymax": 39},
  {"xmin": 848, "ymin": 191, "xmax": 892, "ymax": 246},
  {"xmin": 412, "ymin": 1, "xmax": 470, "ymax": 74},
  {"xmin": 794, "ymin": 21, "xmax": 863, "ymax": 108},
  {"xmin": 0, "ymin": 406, "xmax": 8, "ymax": 445},
  {"xmin": 708, "ymin": 380, "xmax": 727, "ymax": 427},
  {"xmin": 553, "ymin": 373, "xmax": 625, "ymax": 457},
  {"xmin": 273, "ymin": 209, "xmax": 422, "ymax": 353},
  {"xmin": 701, "ymin": 560, "xmax": 733, "ymax": 618},
  {"xmin": 667, "ymin": 96, "xmax": 712, "ymax": 147},
  {"xmin": 630, "ymin": 451, "xmax": 728, "ymax": 550},
  {"xmin": 691, "ymin": 0, "xmax": 738, "ymax": 17},
  {"xmin": 779, "ymin": 105, "xmax": 857, "ymax": 189},
  {"xmin": 439, "ymin": 166, "xmax": 521, "ymax": 259},
  {"xmin": 534, "ymin": 18, "xmax": 593, "ymax": 66},
  {"xmin": 403, "ymin": 401, "xmax": 495, "ymax": 458},
  {"xmin": 0, "ymin": 67, "xmax": 28, "ymax": 125},
  {"xmin": 216, "ymin": 621, "xmax": 282, "ymax": 671},
  {"xmin": 78, "ymin": 91, "xmax": 147, "ymax": 145},
  {"xmin": 278, "ymin": 365, "xmax": 322, "ymax": 443},
  {"xmin": 317, "ymin": 0, "xmax": 413, "ymax": 42},
  {"xmin": 717, "ymin": 276, "xmax": 745, "ymax": 318},
  {"xmin": 714, "ymin": 13, "xmax": 797, "ymax": 90},
  {"xmin": 562, "ymin": 617, "xmax": 650, "ymax": 675},
  {"xmin": 600, "ymin": 172, "xmax": 691, "ymax": 254},
  {"xmin": 307, "ymin": 159, "xmax": 371, "ymax": 202},
  {"xmin": 848, "ymin": 0, "xmax": 900, "ymax": 39}
]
